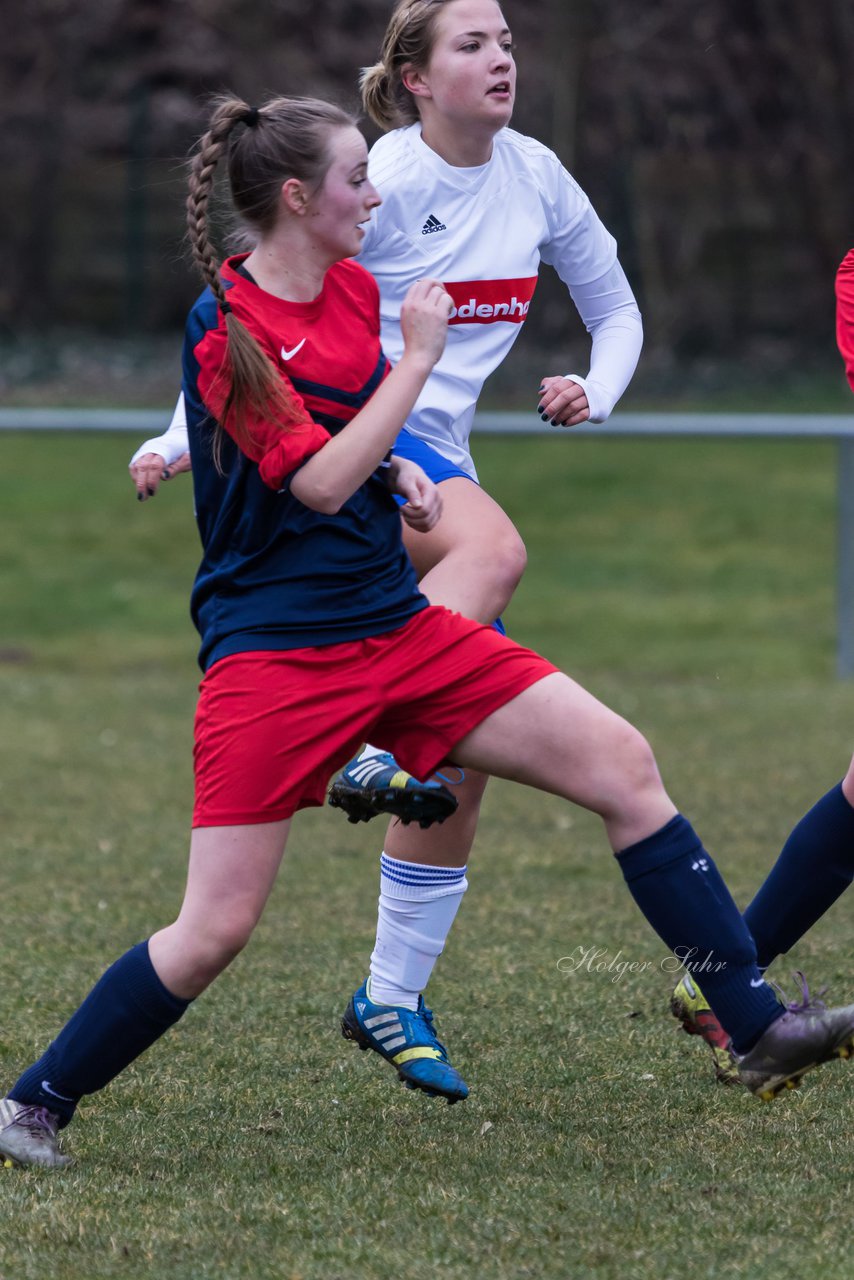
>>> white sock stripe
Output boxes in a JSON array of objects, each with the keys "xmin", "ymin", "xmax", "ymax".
[
  {"xmin": 380, "ymin": 858, "xmax": 467, "ymax": 886},
  {"xmin": 381, "ymin": 854, "xmax": 467, "ymax": 875},
  {"xmin": 380, "ymin": 864, "xmax": 466, "ymax": 880}
]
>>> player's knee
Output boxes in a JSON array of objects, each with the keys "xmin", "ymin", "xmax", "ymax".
[
  {"xmin": 181, "ymin": 911, "xmax": 257, "ymax": 985},
  {"xmin": 484, "ymin": 526, "xmax": 527, "ymax": 604},
  {"xmin": 499, "ymin": 527, "xmax": 527, "ymax": 586},
  {"xmin": 211, "ymin": 911, "xmax": 257, "ymax": 964},
  {"xmin": 628, "ymin": 728, "xmax": 663, "ymax": 796},
  {"xmin": 609, "ymin": 721, "xmax": 663, "ymax": 800}
]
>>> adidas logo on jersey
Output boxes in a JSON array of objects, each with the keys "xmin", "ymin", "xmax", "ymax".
[{"xmin": 421, "ymin": 213, "xmax": 447, "ymax": 235}]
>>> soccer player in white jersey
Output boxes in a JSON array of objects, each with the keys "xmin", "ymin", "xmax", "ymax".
[{"xmin": 129, "ymin": 0, "xmax": 643, "ymax": 1101}]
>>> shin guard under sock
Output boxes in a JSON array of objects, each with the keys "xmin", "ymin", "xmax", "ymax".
[
  {"xmin": 616, "ymin": 815, "xmax": 782, "ymax": 1052},
  {"xmin": 10, "ymin": 940, "xmax": 191, "ymax": 1127}
]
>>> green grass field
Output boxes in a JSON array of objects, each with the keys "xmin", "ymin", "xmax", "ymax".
[{"xmin": 2, "ymin": 430, "xmax": 854, "ymax": 1280}]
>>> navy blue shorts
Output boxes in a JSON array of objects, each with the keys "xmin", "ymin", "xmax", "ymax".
[{"xmin": 391, "ymin": 429, "xmax": 505, "ymax": 636}]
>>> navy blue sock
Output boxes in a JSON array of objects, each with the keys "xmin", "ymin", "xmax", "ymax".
[
  {"xmin": 744, "ymin": 782, "xmax": 854, "ymax": 971},
  {"xmin": 10, "ymin": 941, "xmax": 190, "ymax": 1128},
  {"xmin": 616, "ymin": 815, "xmax": 783, "ymax": 1053}
]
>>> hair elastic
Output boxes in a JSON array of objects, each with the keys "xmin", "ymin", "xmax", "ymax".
[
  {"xmin": 242, "ymin": 106, "xmax": 260, "ymax": 127},
  {"xmin": 220, "ymin": 299, "xmax": 233, "ymax": 315}
]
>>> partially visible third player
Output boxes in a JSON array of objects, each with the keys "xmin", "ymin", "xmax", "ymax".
[{"xmin": 673, "ymin": 246, "xmax": 854, "ymax": 1084}]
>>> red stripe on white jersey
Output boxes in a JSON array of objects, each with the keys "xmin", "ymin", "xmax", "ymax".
[{"xmin": 444, "ymin": 277, "xmax": 538, "ymax": 325}]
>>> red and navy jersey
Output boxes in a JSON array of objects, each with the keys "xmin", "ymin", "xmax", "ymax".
[
  {"xmin": 183, "ymin": 255, "xmax": 427, "ymax": 671},
  {"xmin": 837, "ymin": 250, "xmax": 854, "ymax": 394}
]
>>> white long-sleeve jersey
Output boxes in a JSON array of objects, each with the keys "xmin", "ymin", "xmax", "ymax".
[{"xmin": 133, "ymin": 124, "xmax": 642, "ymax": 479}]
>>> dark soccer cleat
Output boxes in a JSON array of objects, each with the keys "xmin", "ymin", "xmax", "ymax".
[
  {"xmin": 0, "ymin": 1098, "xmax": 72, "ymax": 1168},
  {"xmin": 670, "ymin": 973, "xmax": 741, "ymax": 1085},
  {"xmin": 735, "ymin": 973, "xmax": 854, "ymax": 1100},
  {"xmin": 342, "ymin": 979, "xmax": 469, "ymax": 1103},
  {"xmin": 328, "ymin": 751, "xmax": 459, "ymax": 828}
]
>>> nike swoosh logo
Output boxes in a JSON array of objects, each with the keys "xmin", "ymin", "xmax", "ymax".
[
  {"xmin": 749, "ymin": 978, "xmax": 766, "ymax": 988},
  {"xmin": 41, "ymin": 1079, "xmax": 75, "ymax": 1102},
  {"xmin": 281, "ymin": 339, "xmax": 306, "ymax": 361}
]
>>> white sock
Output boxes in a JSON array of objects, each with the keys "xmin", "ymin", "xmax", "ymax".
[
  {"xmin": 357, "ymin": 743, "xmax": 387, "ymax": 763},
  {"xmin": 369, "ymin": 853, "xmax": 468, "ymax": 1010}
]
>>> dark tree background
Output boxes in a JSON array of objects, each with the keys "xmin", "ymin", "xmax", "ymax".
[{"xmin": 2, "ymin": 0, "xmax": 853, "ymax": 396}]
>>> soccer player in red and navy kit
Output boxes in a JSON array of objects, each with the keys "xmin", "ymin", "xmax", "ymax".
[
  {"xmin": 3, "ymin": 100, "xmax": 854, "ymax": 1168},
  {"xmin": 129, "ymin": 0, "xmax": 645, "ymax": 1099},
  {"xmin": 671, "ymin": 247, "xmax": 854, "ymax": 1084}
]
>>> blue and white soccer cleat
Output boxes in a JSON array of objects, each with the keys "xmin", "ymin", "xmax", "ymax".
[
  {"xmin": 341, "ymin": 979, "xmax": 469, "ymax": 1103},
  {"xmin": 328, "ymin": 751, "xmax": 459, "ymax": 828}
]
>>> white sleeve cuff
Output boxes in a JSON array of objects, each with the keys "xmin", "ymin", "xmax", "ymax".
[
  {"xmin": 129, "ymin": 393, "xmax": 189, "ymax": 466},
  {"xmin": 562, "ymin": 373, "xmax": 612, "ymax": 424}
]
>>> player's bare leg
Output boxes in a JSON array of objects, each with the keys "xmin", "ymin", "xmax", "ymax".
[
  {"xmin": 402, "ymin": 478, "xmax": 526, "ymax": 625},
  {"xmin": 148, "ymin": 820, "xmax": 291, "ymax": 997},
  {"xmin": 1, "ymin": 822, "xmax": 290, "ymax": 1167}
]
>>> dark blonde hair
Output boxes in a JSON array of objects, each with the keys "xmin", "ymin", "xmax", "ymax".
[
  {"xmin": 360, "ymin": 0, "xmax": 461, "ymax": 130},
  {"xmin": 186, "ymin": 94, "xmax": 356, "ymax": 458}
]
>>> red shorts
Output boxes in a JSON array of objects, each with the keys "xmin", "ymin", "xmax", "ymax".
[{"xmin": 192, "ymin": 606, "xmax": 557, "ymax": 826}]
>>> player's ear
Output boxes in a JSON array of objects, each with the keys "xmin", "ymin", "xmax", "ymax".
[
  {"xmin": 401, "ymin": 62, "xmax": 431, "ymax": 100},
  {"xmin": 281, "ymin": 177, "xmax": 309, "ymax": 215}
]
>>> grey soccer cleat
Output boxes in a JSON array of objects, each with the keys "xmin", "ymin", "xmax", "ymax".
[
  {"xmin": 736, "ymin": 974, "xmax": 854, "ymax": 1101},
  {"xmin": 0, "ymin": 1097, "xmax": 72, "ymax": 1168}
]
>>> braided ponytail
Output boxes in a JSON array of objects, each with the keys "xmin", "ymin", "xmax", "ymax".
[{"xmin": 186, "ymin": 97, "xmax": 249, "ymax": 316}]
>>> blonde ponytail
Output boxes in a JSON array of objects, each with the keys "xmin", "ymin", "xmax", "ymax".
[
  {"xmin": 361, "ymin": 0, "xmax": 456, "ymax": 131},
  {"xmin": 360, "ymin": 61, "xmax": 406, "ymax": 132}
]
